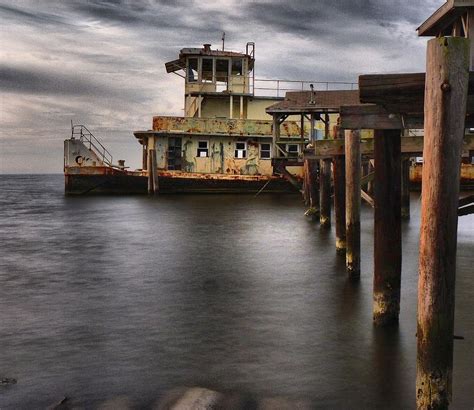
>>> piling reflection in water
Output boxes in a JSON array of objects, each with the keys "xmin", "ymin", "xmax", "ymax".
[{"xmin": 0, "ymin": 175, "xmax": 472, "ymax": 409}]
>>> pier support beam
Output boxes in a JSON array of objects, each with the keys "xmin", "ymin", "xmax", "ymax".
[
  {"xmin": 416, "ymin": 37, "xmax": 469, "ymax": 409},
  {"xmin": 142, "ymin": 142, "xmax": 148, "ymax": 171},
  {"xmin": 373, "ymin": 129, "xmax": 402, "ymax": 326},
  {"xmin": 333, "ymin": 126, "xmax": 346, "ymax": 253},
  {"xmin": 147, "ymin": 136, "xmax": 159, "ymax": 195},
  {"xmin": 319, "ymin": 159, "xmax": 331, "ymax": 227},
  {"xmin": 309, "ymin": 160, "xmax": 319, "ymax": 210},
  {"xmin": 320, "ymin": 113, "xmax": 331, "ymax": 228},
  {"xmin": 401, "ymin": 158, "xmax": 410, "ymax": 219},
  {"xmin": 345, "ymin": 129, "xmax": 361, "ymax": 278}
]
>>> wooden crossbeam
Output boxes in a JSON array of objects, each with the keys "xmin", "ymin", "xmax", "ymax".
[
  {"xmin": 459, "ymin": 194, "xmax": 474, "ymax": 207},
  {"xmin": 304, "ymin": 134, "xmax": 474, "ymax": 159},
  {"xmin": 458, "ymin": 194, "xmax": 474, "ymax": 216},
  {"xmin": 459, "ymin": 204, "xmax": 474, "ymax": 216},
  {"xmin": 360, "ymin": 171, "xmax": 375, "ymax": 186},
  {"xmin": 358, "ymin": 72, "xmax": 474, "ymax": 126},
  {"xmin": 340, "ymin": 104, "xmax": 424, "ymax": 130},
  {"xmin": 361, "ymin": 189, "xmax": 375, "ymax": 208}
]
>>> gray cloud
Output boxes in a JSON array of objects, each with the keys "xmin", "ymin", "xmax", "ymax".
[
  {"xmin": 0, "ymin": 65, "xmax": 119, "ymax": 97},
  {"xmin": 0, "ymin": 4, "xmax": 70, "ymax": 26},
  {"xmin": 0, "ymin": 0, "xmax": 442, "ymax": 173}
]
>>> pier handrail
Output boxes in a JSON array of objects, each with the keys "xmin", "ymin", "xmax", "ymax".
[{"xmin": 71, "ymin": 124, "xmax": 113, "ymax": 166}]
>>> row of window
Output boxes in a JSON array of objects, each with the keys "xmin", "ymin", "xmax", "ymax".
[{"xmin": 195, "ymin": 142, "xmax": 299, "ymax": 159}]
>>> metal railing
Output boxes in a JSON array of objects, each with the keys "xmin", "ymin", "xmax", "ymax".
[
  {"xmin": 253, "ymin": 78, "xmax": 358, "ymax": 97},
  {"xmin": 71, "ymin": 124, "xmax": 113, "ymax": 166}
]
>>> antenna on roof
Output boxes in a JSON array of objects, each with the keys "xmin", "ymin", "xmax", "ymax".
[{"xmin": 222, "ymin": 32, "xmax": 225, "ymax": 51}]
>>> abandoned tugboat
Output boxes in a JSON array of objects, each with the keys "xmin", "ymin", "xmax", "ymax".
[
  {"xmin": 63, "ymin": 42, "xmax": 474, "ymax": 195},
  {"xmin": 64, "ymin": 42, "xmax": 348, "ymax": 194}
]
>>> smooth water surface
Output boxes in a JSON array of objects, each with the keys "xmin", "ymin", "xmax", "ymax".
[{"xmin": 0, "ymin": 175, "xmax": 473, "ymax": 409}]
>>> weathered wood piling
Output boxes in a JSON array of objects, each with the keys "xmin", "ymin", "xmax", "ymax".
[
  {"xmin": 320, "ymin": 113, "xmax": 332, "ymax": 228},
  {"xmin": 319, "ymin": 159, "xmax": 332, "ymax": 227},
  {"xmin": 373, "ymin": 129, "xmax": 402, "ymax": 326},
  {"xmin": 345, "ymin": 129, "xmax": 361, "ymax": 278},
  {"xmin": 401, "ymin": 158, "xmax": 410, "ymax": 219},
  {"xmin": 147, "ymin": 137, "xmax": 159, "ymax": 194},
  {"xmin": 416, "ymin": 36, "xmax": 469, "ymax": 409},
  {"xmin": 332, "ymin": 126, "xmax": 346, "ymax": 253}
]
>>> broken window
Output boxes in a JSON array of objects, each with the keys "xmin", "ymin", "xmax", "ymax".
[
  {"xmin": 287, "ymin": 144, "xmax": 299, "ymax": 157},
  {"xmin": 235, "ymin": 142, "xmax": 247, "ymax": 159},
  {"xmin": 197, "ymin": 140, "xmax": 209, "ymax": 157},
  {"xmin": 231, "ymin": 58, "xmax": 243, "ymax": 76},
  {"xmin": 188, "ymin": 58, "xmax": 198, "ymax": 83},
  {"xmin": 216, "ymin": 59, "xmax": 229, "ymax": 91},
  {"xmin": 260, "ymin": 143, "xmax": 271, "ymax": 159},
  {"xmin": 202, "ymin": 58, "xmax": 213, "ymax": 83}
]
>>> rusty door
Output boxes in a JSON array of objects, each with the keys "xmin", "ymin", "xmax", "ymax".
[{"xmin": 167, "ymin": 137, "xmax": 182, "ymax": 170}]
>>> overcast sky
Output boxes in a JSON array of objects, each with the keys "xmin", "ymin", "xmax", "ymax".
[{"xmin": 0, "ymin": 0, "xmax": 441, "ymax": 173}]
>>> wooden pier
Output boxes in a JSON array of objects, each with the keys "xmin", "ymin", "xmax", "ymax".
[{"xmin": 282, "ymin": 2, "xmax": 474, "ymax": 407}]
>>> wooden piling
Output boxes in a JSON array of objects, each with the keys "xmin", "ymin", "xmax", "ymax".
[
  {"xmin": 320, "ymin": 113, "xmax": 331, "ymax": 228},
  {"xmin": 152, "ymin": 149, "xmax": 159, "ymax": 193},
  {"xmin": 345, "ymin": 129, "xmax": 361, "ymax": 278},
  {"xmin": 319, "ymin": 159, "xmax": 331, "ymax": 227},
  {"xmin": 303, "ymin": 160, "xmax": 310, "ymax": 206},
  {"xmin": 373, "ymin": 129, "xmax": 401, "ymax": 326},
  {"xmin": 142, "ymin": 143, "xmax": 148, "ymax": 171},
  {"xmin": 308, "ymin": 159, "xmax": 319, "ymax": 210},
  {"xmin": 417, "ymin": 37, "xmax": 469, "ymax": 409},
  {"xmin": 333, "ymin": 126, "xmax": 346, "ymax": 253},
  {"xmin": 147, "ymin": 149, "xmax": 154, "ymax": 194},
  {"xmin": 147, "ymin": 137, "xmax": 159, "ymax": 195},
  {"xmin": 401, "ymin": 158, "xmax": 410, "ymax": 219}
]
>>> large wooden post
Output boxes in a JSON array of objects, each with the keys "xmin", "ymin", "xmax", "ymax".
[
  {"xmin": 401, "ymin": 158, "xmax": 410, "ymax": 219},
  {"xmin": 142, "ymin": 141, "xmax": 148, "ymax": 171},
  {"xmin": 319, "ymin": 159, "xmax": 331, "ymax": 227},
  {"xmin": 272, "ymin": 115, "xmax": 280, "ymax": 160},
  {"xmin": 333, "ymin": 126, "xmax": 346, "ymax": 253},
  {"xmin": 308, "ymin": 159, "xmax": 319, "ymax": 210},
  {"xmin": 147, "ymin": 136, "xmax": 158, "ymax": 195},
  {"xmin": 345, "ymin": 129, "xmax": 361, "ymax": 278},
  {"xmin": 373, "ymin": 129, "xmax": 402, "ymax": 326},
  {"xmin": 320, "ymin": 112, "xmax": 331, "ymax": 228},
  {"xmin": 416, "ymin": 37, "xmax": 469, "ymax": 409}
]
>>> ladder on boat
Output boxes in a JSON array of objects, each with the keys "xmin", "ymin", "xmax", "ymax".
[{"xmin": 71, "ymin": 124, "xmax": 113, "ymax": 167}]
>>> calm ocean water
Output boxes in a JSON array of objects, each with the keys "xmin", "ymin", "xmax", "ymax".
[{"xmin": 0, "ymin": 174, "xmax": 472, "ymax": 409}]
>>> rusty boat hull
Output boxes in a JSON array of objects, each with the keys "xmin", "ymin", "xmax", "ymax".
[{"xmin": 65, "ymin": 167, "xmax": 299, "ymax": 195}]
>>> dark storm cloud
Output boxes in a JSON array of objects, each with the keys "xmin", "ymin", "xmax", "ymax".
[
  {"xmin": 69, "ymin": 0, "xmax": 148, "ymax": 24},
  {"xmin": 244, "ymin": 0, "xmax": 435, "ymax": 33},
  {"xmin": 0, "ymin": 65, "xmax": 124, "ymax": 97},
  {"xmin": 66, "ymin": 0, "xmax": 230, "ymax": 35},
  {"xmin": 0, "ymin": 4, "xmax": 70, "ymax": 26}
]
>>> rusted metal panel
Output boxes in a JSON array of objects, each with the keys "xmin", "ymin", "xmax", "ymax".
[
  {"xmin": 156, "ymin": 135, "xmax": 276, "ymax": 176},
  {"xmin": 152, "ymin": 116, "xmax": 303, "ymax": 137}
]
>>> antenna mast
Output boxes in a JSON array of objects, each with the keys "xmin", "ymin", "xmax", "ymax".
[{"xmin": 222, "ymin": 32, "xmax": 225, "ymax": 51}]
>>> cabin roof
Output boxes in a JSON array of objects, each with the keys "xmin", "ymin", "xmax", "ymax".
[
  {"xmin": 266, "ymin": 90, "xmax": 361, "ymax": 114},
  {"xmin": 165, "ymin": 46, "xmax": 254, "ymax": 73},
  {"xmin": 179, "ymin": 48, "xmax": 250, "ymax": 58},
  {"xmin": 417, "ymin": 0, "xmax": 474, "ymax": 36}
]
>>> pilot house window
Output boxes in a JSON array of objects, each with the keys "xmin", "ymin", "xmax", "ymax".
[
  {"xmin": 197, "ymin": 141, "xmax": 208, "ymax": 157},
  {"xmin": 188, "ymin": 58, "xmax": 198, "ymax": 82},
  {"xmin": 202, "ymin": 58, "xmax": 213, "ymax": 83},
  {"xmin": 235, "ymin": 142, "xmax": 247, "ymax": 159}
]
